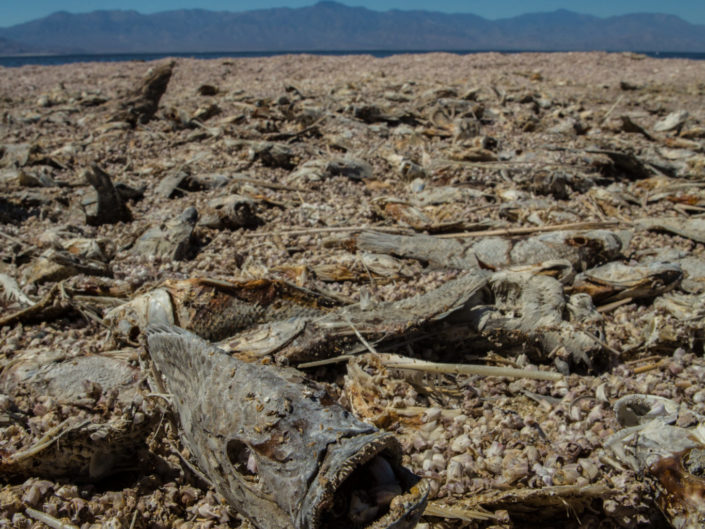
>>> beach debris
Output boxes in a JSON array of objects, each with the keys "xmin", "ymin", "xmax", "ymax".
[
  {"xmin": 248, "ymin": 142, "xmax": 296, "ymax": 169},
  {"xmin": 0, "ymin": 143, "xmax": 41, "ymax": 169},
  {"xmin": 199, "ymin": 194, "xmax": 261, "ymax": 230},
  {"xmin": 356, "ymin": 228, "xmax": 627, "ymax": 272},
  {"xmin": 108, "ymin": 61, "xmax": 175, "ymax": 126},
  {"xmin": 371, "ymin": 197, "xmax": 462, "ymax": 232},
  {"xmin": 131, "ymin": 207, "xmax": 198, "ymax": 260},
  {"xmin": 636, "ymin": 217, "xmax": 705, "ymax": 244},
  {"xmin": 104, "ymin": 266, "xmax": 600, "ymax": 369},
  {"xmin": 287, "ymin": 157, "xmax": 373, "ymax": 183},
  {"xmin": 0, "ymin": 196, "xmax": 31, "ymax": 224},
  {"xmin": 654, "ymin": 110, "xmax": 689, "ymax": 133},
  {"xmin": 4, "ymin": 51, "xmax": 705, "ymax": 528},
  {"xmin": 154, "ymin": 168, "xmax": 206, "ymax": 198},
  {"xmin": 146, "ymin": 324, "xmax": 429, "ymax": 529},
  {"xmin": 82, "ymin": 165, "xmax": 132, "ymax": 226},
  {"xmin": 21, "ymin": 248, "xmax": 112, "ymax": 285},
  {"xmin": 197, "ymin": 83, "xmax": 218, "ymax": 96},
  {"xmin": 0, "ymin": 350, "xmax": 151, "ymax": 480},
  {"xmin": 104, "ymin": 277, "xmax": 338, "ymax": 342},
  {"xmin": 572, "ymin": 261, "xmax": 683, "ymax": 304},
  {"xmin": 606, "ymin": 394, "xmax": 705, "ymax": 529},
  {"xmin": 0, "ymin": 414, "xmax": 153, "ymax": 481}
]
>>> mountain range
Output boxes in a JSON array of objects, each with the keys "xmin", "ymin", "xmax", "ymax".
[{"xmin": 1, "ymin": 1, "xmax": 704, "ymax": 55}]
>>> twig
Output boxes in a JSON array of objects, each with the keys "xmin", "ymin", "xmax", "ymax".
[
  {"xmin": 581, "ymin": 332, "xmax": 623, "ymax": 358},
  {"xmin": 436, "ymin": 221, "xmax": 621, "ymax": 239},
  {"xmin": 392, "ymin": 406, "xmax": 464, "ymax": 419},
  {"xmin": 381, "ymin": 355, "xmax": 563, "ymax": 381},
  {"xmin": 298, "ymin": 355, "xmax": 354, "ymax": 368},
  {"xmin": 129, "ymin": 510, "xmax": 138, "ymax": 529},
  {"xmin": 625, "ymin": 355, "xmax": 663, "ymax": 365},
  {"xmin": 25, "ymin": 507, "xmax": 78, "ymax": 529},
  {"xmin": 633, "ymin": 360, "xmax": 667, "ymax": 374},
  {"xmin": 342, "ymin": 313, "xmax": 378, "ymax": 355},
  {"xmin": 244, "ymin": 225, "xmax": 413, "ymax": 238},
  {"xmin": 601, "ymin": 94, "xmax": 624, "ymax": 123},
  {"xmin": 0, "ymin": 229, "xmax": 29, "ymax": 248}
]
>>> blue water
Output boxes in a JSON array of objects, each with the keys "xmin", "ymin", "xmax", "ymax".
[{"xmin": 1, "ymin": 50, "xmax": 703, "ymax": 68}]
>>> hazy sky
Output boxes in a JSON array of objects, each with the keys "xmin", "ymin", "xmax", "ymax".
[{"xmin": 2, "ymin": 1, "xmax": 704, "ymax": 27}]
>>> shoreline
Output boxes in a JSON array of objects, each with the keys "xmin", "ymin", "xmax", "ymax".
[{"xmin": 1, "ymin": 48, "xmax": 704, "ymax": 68}]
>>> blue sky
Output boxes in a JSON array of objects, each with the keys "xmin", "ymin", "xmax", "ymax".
[{"xmin": 2, "ymin": 1, "xmax": 704, "ymax": 27}]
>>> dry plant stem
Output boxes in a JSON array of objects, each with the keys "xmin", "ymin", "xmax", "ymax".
[
  {"xmin": 625, "ymin": 355, "xmax": 664, "ymax": 365},
  {"xmin": 581, "ymin": 332, "xmax": 623, "ymax": 358},
  {"xmin": 633, "ymin": 360, "xmax": 667, "ymax": 374},
  {"xmin": 342, "ymin": 313, "xmax": 379, "ymax": 355},
  {"xmin": 25, "ymin": 507, "xmax": 79, "ymax": 529},
  {"xmin": 602, "ymin": 94, "xmax": 624, "ymax": 123},
  {"xmin": 381, "ymin": 355, "xmax": 563, "ymax": 381},
  {"xmin": 297, "ymin": 355, "xmax": 355, "ymax": 368},
  {"xmin": 436, "ymin": 221, "xmax": 621, "ymax": 239},
  {"xmin": 244, "ymin": 225, "xmax": 413, "ymax": 237},
  {"xmin": 424, "ymin": 501, "xmax": 497, "ymax": 522},
  {"xmin": 0, "ymin": 284, "xmax": 59, "ymax": 327},
  {"xmin": 0, "ymin": 229, "xmax": 30, "ymax": 248}
]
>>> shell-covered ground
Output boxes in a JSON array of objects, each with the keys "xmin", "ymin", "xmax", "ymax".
[{"xmin": 1, "ymin": 51, "xmax": 705, "ymax": 529}]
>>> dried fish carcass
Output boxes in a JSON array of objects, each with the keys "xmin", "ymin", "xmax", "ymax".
[
  {"xmin": 199, "ymin": 194, "xmax": 261, "ymax": 230},
  {"xmin": 131, "ymin": 206, "xmax": 199, "ymax": 261},
  {"xmin": 0, "ymin": 350, "xmax": 151, "ymax": 480},
  {"xmin": 146, "ymin": 325, "xmax": 428, "ymax": 529},
  {"xmin": 105, "ymin": 277, "xmax": 338, "ymax": 342},
  {"xmin": 357, "ymin": 228, "xmax": 628, "ymax": 273},
  {"xmin": 606, "ymin": 395, "xmax": 705, "ymax": 529},
  {"xmin": 572, "ymin": 261, "xmax": 683, "ymax": 304}
]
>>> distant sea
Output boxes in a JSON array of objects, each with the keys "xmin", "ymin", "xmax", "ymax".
[{"xmin": 1, "ymin": 50, "xmax": 704, "ymax": 68}]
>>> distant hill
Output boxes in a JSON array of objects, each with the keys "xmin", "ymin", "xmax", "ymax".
[
  {"xmin": 1, "ymin": 2, "xmax": 704, "ymax": 55},
  {"xmin": 0, "ymin": 36, "xmax": 40, "ymax": 55}
]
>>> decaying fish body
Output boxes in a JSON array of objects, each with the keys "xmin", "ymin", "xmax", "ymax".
[
  {"xmin": 106, "ymin": 269, "xmax": 601, "ymax": 369},
  {"xmin": 606, "ymin": 394, "xmax": 705, "ymax": 529},
  {"xmin": 146, "ymin": 325, "xmax": 428, "ymax": 529},
  {"xmin": 0, "ymin": 352, "xmax": 151, "ymax": 480},
  {"xmin": 105, "ymin": 277, "xmax": 339, "ymax": 342},
  {"xmin": 221, "ymin": 271, "xmax": 490, "ymax": 363},
  {"xmin": 572, "ymin": 261, "xmax": 682, "ymax": 304},
  {"xmin": 357, "ymin": 229, "xmax": 628, "ymax": 272}
]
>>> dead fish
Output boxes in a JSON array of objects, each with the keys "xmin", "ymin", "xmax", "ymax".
[
  {"xmin": 606, "ymin": 394, "xmax": 705, "ymax": 529},
  {"xmin": 146, "ymin": 324, "xmax": 428, "ymax": 529},
  {"xmin": 0, "ymin": 352, "xmax": 151, "ymax": 480},
  {"xmin": 105, "ymin": 277, "xmax": 339, "ymax": 342},
  {"xmin": 636, "ymin": 217, "xmax": 705, "ymax": 244},
  {"xmin": 131, "ymin": 207, "xmax": 198, "ymax": 261},
  {"xmin": 82, "ymin": 165, "xmax": 132, "ymax": 226},
  {"xmin": 107, "ymin": 61, "xmax": 174, "ymax": 126},
  {"xmin": 199, "ymin": 194, "xmax": 261, "ymax": 230},
  {"xmin": 572, "ymin": 261, "xmax": 682, "ymax": 304},
  {"xmin": 0, "ymin": 414, "xmax": 153, "ymax": 481},
  {"xmin": 357, "ymin": 229, "xmax": 627, "ymax": 273},
  {"xmin": 22, "ymin": 248, "xmax": 112, "ymax": 285}
]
